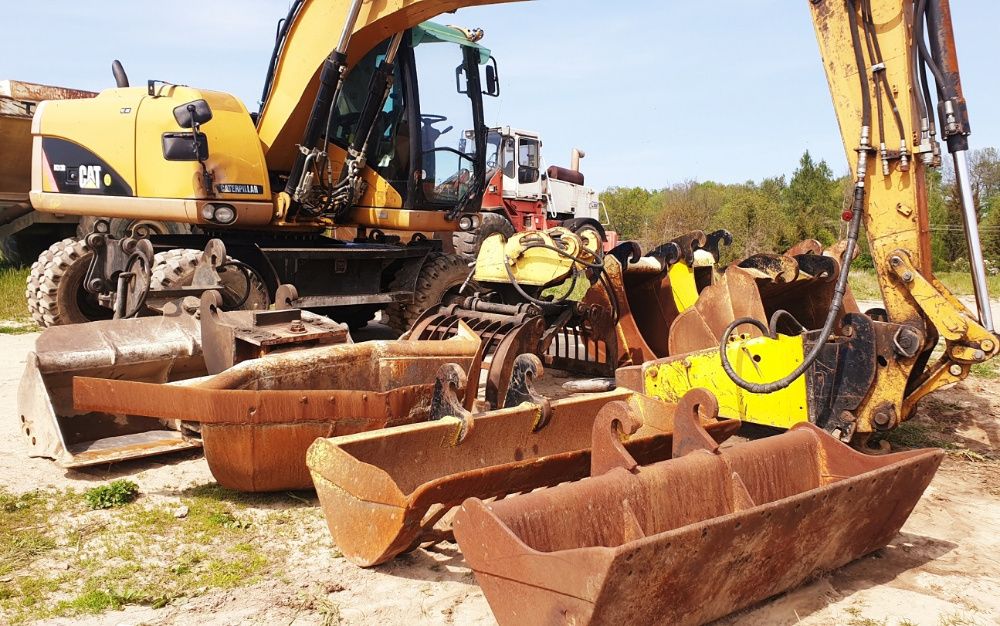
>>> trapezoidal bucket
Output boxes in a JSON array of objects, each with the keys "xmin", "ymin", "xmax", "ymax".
[
  {"xmin": 453, "ymin": 388, "xmax": 943, "ymax": 626},
  {"xmin": 306, "ymin": 358, "xmax": 740, "ymax": 567}
]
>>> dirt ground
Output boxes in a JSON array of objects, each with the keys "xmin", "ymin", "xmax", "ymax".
[{"xmin": 1, "ymin": 303, "xmax": 999, "ymax": 625}]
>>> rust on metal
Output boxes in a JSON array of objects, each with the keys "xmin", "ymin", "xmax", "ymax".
[
  {"xmin": 452, "ymin": 388, "xmax": 944, "ymax": 626},
  {"xmin": 18, "ymin": 310, "xmax": 206, "ymax": 467},
  {"xmin": 306, "ymin": 383, "xmax": 739, "ymax": 567},
  {"xmin": 72, "ymin": 326, "xmax": 481, "ymax": 491}
]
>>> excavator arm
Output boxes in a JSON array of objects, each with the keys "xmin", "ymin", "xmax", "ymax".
[{"xmin": 807, "ymin": 0, "xmax": 997, "ymax": 436}]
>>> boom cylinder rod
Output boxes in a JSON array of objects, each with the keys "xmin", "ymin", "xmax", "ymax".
[{"xmin": 952, "ymin": 150, "xmax": 995, "ymax": 332}]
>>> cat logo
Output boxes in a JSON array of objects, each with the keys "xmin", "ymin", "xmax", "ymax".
[{"xmin": 79, "ymin": 165, "xmax": 103, "ymax": 190}]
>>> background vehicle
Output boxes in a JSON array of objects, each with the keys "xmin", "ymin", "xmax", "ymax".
[
  {"xmin": 453, "ymin": 126, "xmax": 616, "ymax": 255},
  {"xmin": 0, "ymin": 80, "xmax": 94, "ymax": 266}
]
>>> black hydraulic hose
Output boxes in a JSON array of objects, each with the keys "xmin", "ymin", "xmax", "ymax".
[
  {"xmin": 520, "ymin": 242, "xmax": 605, "ymax": 270},
  {"xmin": 503, "ymin": 261, "xmax": 579, "ymax": 308},
  {"xmin": 914, "ymin": 0, "xmax": 949, "ymax": 100},
  {"xmin": 719, "ymin": 191, "xmax": 865, "ymax": 393},
  {"xmin": 259, "ymin": 0, "xmax": 305, "ymax": 115},
  {"xmin": 910, "ymin": 0, "xmax": 930, "ymax": 124},
  {"xmin": 718, "ymin": 0, "xmax": 870, "ymax": 394},
  {"xmin": 862, "ymin": 0, "xmax": 905, "ymax": 142}
]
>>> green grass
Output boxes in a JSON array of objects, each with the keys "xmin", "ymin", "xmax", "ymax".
[
  {"xmin": 883, "ymin": 421, "xmax": 956, "ymax": 450},
  {"xmin": 83, "ymin": 480, "xmax": 139, "ymax": 510},
  {"xmin": 0, "ymin": 264, "xmax": 34, "ymax": 331},
  {"xmin": 970, "ymin": 360, "xmax": 999, "ymax": 379},
  {"xmin": 0, "ymin": 484, "xmax": 307, "ymax": 624},
  {"xmin": 849, "ymin": 269, "xmax": 1000, "ymax": 301}
]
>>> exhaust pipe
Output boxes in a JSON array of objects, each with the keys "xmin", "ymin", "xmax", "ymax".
[{"xmin": 570, "ymin": 148, "xmax": 586, "ymax": 172}]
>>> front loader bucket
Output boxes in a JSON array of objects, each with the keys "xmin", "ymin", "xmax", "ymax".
[
  {"xmin": 73, "ymin": 327, "xmax": 481, "ymax": 491},
  {"xmin": 306, "ymin": 366, "xmax": 739, "ymax": 567},
  {"xmin": 18, "ymin": 312, "xmax": 205, "ymax": 467},
  {"xmin": 453, "ymin": 389, "xmax": 943, "ymax": 626}
]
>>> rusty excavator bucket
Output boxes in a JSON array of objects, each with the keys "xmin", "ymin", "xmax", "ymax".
[
  {"xmin": 452, "ymin": 388, "xmax": 943, "ymax": 626},
  {"xmin": 71, "ymin": 320, "xmax": 482, "ymax": 492},
  {"xmin": 19, "ymin": 308, "xmax": 206, "ymax": 467},
  {"xmin": 306, "ymin": 356, "xmax": 739, "ymax": 567}
]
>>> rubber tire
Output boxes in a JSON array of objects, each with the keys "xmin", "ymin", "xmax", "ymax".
[
  {"xmin": 384, "ymin": 253, "xmax": 476, "ymax": 333},
  {"xmin": 25, "ymin": 238, "xmax": 114, "ymax": 327},
  {"xmin": 151, "ymin": 248, "xmax": 270, "ymax": 310},
  {"xmin": 2, "ymin": 231, "xmax": 54, "ymax": 268},
  {"xmin": 452, "ymin": 212, "xmax": 515, "ymax": 258}
]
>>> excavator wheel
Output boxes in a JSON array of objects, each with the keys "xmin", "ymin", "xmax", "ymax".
[
  {"xmin": 25, "ymin": 238, "xmax": 113, "ymax": 327},
  {"xmin": 452, "ymin": 212, "xmax": 515, "ymax": 257},
  {"xmin": 151, "ymin": 248, "xmax": 270, "ymax": 311},
  {"xmin": 385, "ymin": 253, "xmax": 477, "ymax": 333}
]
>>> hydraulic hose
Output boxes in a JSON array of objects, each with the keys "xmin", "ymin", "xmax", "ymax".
[{"xmin": 719, "ymin": 0, "xmax": 870, "ymax": 394}]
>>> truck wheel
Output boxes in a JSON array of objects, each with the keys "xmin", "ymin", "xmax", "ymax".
[
  {"xmin": 151, "ymin": 248, "xmax": 270, "ymax": 310},
  {"xmin": 385, "ymin": 253, "xmax": 476, "ymax": 332},
  {"xmin": 26, "ymin": 238, "xmax": 114, "ymax": 327},
  {"xmin": 452, "ymin": 213, "xmax": 515, "ymax": 258}
]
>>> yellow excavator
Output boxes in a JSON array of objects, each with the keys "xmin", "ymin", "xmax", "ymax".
[
  {"xmin": 25, "ymin": 1, "xmax": 525, "ymax": 330},
  {"xmin": 425, "ymin": 0, "xmax": 999, "ymax": 449}
]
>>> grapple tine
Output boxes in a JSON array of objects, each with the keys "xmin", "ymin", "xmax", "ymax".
[{"xmin": 453, "ymin": 389, "xmax": 944, "ymax": 626}]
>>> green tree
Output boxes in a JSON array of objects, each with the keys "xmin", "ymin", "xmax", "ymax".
[{"xmin": 783, "ymin": 151, "xmax": 841, "ymax": 245}]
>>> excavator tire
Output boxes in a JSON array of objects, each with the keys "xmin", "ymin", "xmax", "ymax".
[
  {"xmin": 151, "ymin": 248, "xmax": 270, "ymax": 310},
  {"xmin": 452, "ymin": 212, "xmax": 515, "ymax": 258},
  {"xmin": 25, "ymin": 238, "xmax": 113, "ymax": 327},
  {"xmin": 385, "ymin": 253, "xmax": 476, "ymax": 333}
]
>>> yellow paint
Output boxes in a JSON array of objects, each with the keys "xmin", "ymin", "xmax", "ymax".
[
  {"xmin": 474, "ymin": 227, "xmax": 599, "ymax": 287},
  {"xmin": 135, "ymin": 86, "xmax": 269, "ymax": 200},
  {"xmin": 36, "ymin": 88, "xmax": 143, "ymax": 192},
  {"xmin": 256, "ymin": 0, "xmax": 525, "ymax": 170},
  {"xmin": 643, "ymin": 334, "xmax": 809, "ymax": 429},
  {"xmin": 810, "ymin": 0, "xmax": 997, "ymax": 435},
  {"xmin": 668, "ymin": 261, "xmax": 700, "ymax": 312}
]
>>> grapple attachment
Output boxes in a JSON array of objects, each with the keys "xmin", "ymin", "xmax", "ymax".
[
  {"xmin": 72, "ymin": 325, "xmax": 481, "ymax": 491},
  {"xmin": 306, "ymin": 363, "xmax": 739, "ymax": 567},
  {"xmin": 453, "ymin": 389, "xmax": 943, "ymax": 626}
]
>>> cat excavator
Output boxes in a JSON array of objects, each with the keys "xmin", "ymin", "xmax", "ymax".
[{"xmin": 25, "ymin": 1, "xmax": 522, "ymax": 331}]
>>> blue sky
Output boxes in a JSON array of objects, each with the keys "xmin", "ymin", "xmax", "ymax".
[{"xmin": 3, "ymin": 1, "xmax": 997, "ymax": 189}]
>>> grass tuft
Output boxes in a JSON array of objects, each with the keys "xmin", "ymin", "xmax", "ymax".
[{"xmin": 84, "ymin": 480, "xmax": 139, "ymax": 510}]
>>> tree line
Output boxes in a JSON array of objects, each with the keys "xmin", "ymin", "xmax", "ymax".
[{"xmin": 601, "ymin": 148, "xmax": 1000, "ymax": 272}]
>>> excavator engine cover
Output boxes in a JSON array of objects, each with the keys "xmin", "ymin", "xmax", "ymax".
[
  {"xmin": 306, "ymin": 362, "xmax": 739, "ymax": 566},
  {"xmin": 453, "ymin": 389, "xmax": 943, "ymax": 626}
]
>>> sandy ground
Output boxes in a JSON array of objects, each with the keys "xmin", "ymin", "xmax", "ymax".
[{"xmin": 1, "ymin": 299, "xmax": 999, "ymax": 625}]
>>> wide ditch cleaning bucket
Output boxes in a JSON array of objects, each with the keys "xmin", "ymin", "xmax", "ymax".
[
  {"xmin": 452, "ymin": 388, "xmax": 943, "ymax": 626},
  {"xmin": 306, "ymin": 366, "xmax": 739, "ymax": 567},
  {"xmin": 72, "ymin": 326, "xmax": 481, "ymax": 491}
]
